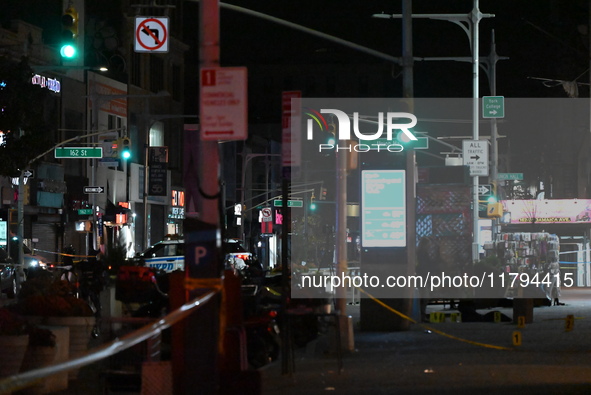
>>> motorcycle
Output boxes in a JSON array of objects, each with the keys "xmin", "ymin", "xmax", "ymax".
[{"xmin": 233, "ymin": 257, "xmax": 282, "ymax": 368}]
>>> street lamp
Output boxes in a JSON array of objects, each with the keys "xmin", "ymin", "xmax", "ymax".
[
  {"xmin": 373, "ymin": 0, "xmax": 494, "ymax": 261},
  {"xmin": 15, "ymin": 129, "xmax": 121, "ymax": 286}
]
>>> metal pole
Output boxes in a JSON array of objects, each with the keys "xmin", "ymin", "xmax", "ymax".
[
  {"xmin": 402, "ymin": 0, "xmax": 414, "ymax": 100},
  {"xmin": 489, "ymin": 30, "xmax": 498, "ymax": 184},
  {"xmin": 280, "ymin": 178, "xmax": 291, "ymax": 375},
  {"xmin": 143, "ymin": 101, "xmax": 150, "ymax": 249},
  {"xmin": 16, "ymin": 172, "xmax": 25, "ymax": 285},
  {"xmin": 335, "ymin": 139, "xmax": 347, "ymax": 340},
  {"xmin": 489, "ymin": 30, "xmax": 500, "ymax": 239},
  {"xmin": 471, "ymin": 0, "xmax": 481, "ymax": 262},
  {"xmin": 91, "ymin": 94, "xmax": 98, "ymax": 252}
]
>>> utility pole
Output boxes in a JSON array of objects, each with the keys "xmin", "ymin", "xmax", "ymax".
[
  {"xmin": 402, "ymin": 0, "xmax": 416, "ymax": 328},
  {"xmin": 470, "ymin": 0, "xmax": 482, "ymax": 262},
  {"xmin": 175, "ymin": 0, "xmax": 222, "ymax": 393},
  {"xmin": 372, "ymin": 0, "xmax": 493, "ymax": 262}
]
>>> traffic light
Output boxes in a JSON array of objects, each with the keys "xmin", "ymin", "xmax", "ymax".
[
  {"xmin": 487, "ymin": 202, "xmax": 504, "ymax": 218},
  {"xmin": 395, "ymin": 129, "xmax": 418, "ymax": 148},
  {"xmin": 327, "ymin": 123, "xmax": 336, "ymax": 145},
  {"xmin": 120, "ymin": 137, "xmax": 131, "ymax": 160},
  {"xmin": 479, "ymin": 183, "xmax": 498, "ymax": 218},
  {"xmin": 60, "ymin": 7, "xmax": 78, "ymax": 59},
  {"xmin": 310, "ymin": 192, "xmax": 317, "ymax": 210},
  {"xmin": 111, "ymin": 139, "xmax": 120, "ymax": 158},
  {"xmin": 319, "ymin": 187, "xmax": 327, "ymax": 200},
  {"xmin": 111, "ymin": 137, "xmax": 132, "ymax": 159}
]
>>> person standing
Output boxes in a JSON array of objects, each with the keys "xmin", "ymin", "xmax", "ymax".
[
  {"xmin": 416, "ymin": 236, "xmax": 441, "ymax": 321},
  {"xmin": 547, "ymin": 258, "xmax": 564, "ymax": 306}
]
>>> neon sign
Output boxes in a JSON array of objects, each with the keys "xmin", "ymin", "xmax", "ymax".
[{"xmin": 31, "ymin": 74, "xmax": 60, "ymax": 93}]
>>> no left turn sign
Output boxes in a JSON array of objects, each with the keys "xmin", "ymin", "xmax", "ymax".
[
  {"xmin": 261, "ymin": 207, "xmax": 272, "ymax": 222},
  {"xmin": 135, "ymin": 17, "xmax": 169, "ymax": 53}
]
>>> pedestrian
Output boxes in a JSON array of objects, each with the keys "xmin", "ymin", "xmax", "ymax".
[{"xmin": 416, "ymin": 236, "xmax": 441, "ymax": 322}]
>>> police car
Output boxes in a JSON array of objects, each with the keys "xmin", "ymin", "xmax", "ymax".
[
  {"xmin": 136, "ymin": 238, "xmax": 251, "ymax": 272},
  {"xmin": 135, "ymin": 239, "xmax": 185, "ymax": 272}
]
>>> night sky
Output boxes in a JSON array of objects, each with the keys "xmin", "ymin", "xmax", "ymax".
[
  {"xmin": 218, "ymin": 0, "xmax": 590, "ymax": 98},
  {"xmin": 214, "ymin": 0, "xmax": 591, "ymax": 193},
  {"xmin": 4, "ymin": 0, "xmax": 590, "ymax": 192}
]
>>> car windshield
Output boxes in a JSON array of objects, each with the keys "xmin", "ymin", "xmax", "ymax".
[
  {"xmin": 224, "ymin": 242, "xmax": 247, "ymax": 253},
  {"xmin": 142, "ymin": 242, "xmax": 183, "ymax": 257}
]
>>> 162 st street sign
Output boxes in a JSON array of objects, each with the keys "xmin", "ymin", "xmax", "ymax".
[{"xmin": 55, "ymin": 147, "xmax": 103, "ymax": 158}]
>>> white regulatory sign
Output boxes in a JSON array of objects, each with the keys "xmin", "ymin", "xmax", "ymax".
[
  {"xmin": 462, "ymin": 140, "xmax": 489, "ymax": 176},
  {"xmin": 200, "ymin": 67, "xmax": 248, "ymax": 141},
  {"xmin": 135, "ymin": 17, "xmax": 169, "ymax": 53},
  {"xmin": 261, "ymin": 207, "xmax": 272, "ymax": 222}
]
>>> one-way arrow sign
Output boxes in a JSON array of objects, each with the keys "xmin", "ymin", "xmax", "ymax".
[
  {"xmin": 84, "ymin": 186, "xmax": 104, "ymax": 194},
  {"xmin": 478, "ymin": 184, "xmax": 492, "ymax": 196},
  {"xmin": 462, "ymin": 140, "xmax": 489, "ymax": 176}
]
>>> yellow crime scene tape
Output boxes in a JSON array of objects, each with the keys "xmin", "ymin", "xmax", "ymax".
[{"xmin": 358, "ymin": 287, "xmax": 514, "ymax": 351}]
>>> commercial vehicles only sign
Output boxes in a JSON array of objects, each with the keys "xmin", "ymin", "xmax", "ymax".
[
  {"xmin": 200, "ymin": 67, "xmax": 248, "ymax": 141},
  {"xmin": 463, "ymin": 140, "xmax": 489, "ymax": 176}
]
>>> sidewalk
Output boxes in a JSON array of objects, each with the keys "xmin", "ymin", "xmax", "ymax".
[{"xmin": 261, "ymin": 288, "xmax": 591, "ymax": 394}]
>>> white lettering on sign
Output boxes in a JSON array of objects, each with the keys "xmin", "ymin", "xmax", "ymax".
[
  {"xmin": 462, "ymin": 140, "xmax": 489, "ymax": 176},
  {"xmin": 200, "ymin": 67, "xmax": 248, "ymax": 141},
  {"xmin": 195, "ymin": 246, "xmax": 207, "ymax": 265}
]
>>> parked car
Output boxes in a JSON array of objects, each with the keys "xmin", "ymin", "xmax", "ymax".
[
  {"xmin": 224, "ymin": 238, "xmax": 253, "ymax": 263},
  {"xmin": 4, "ymin": 242, "xmax": 48, "ymax": 271},
  {"xmin": 134, "ymin": 239, "xmax": 185, "ymax": 272},
  {"xmin": 23, "ymin": 253, "xmax": 48, "ymax": 271},
  {"xmin": 0, "ymin": 263, "xmax": 17, "ymax": 298},
  {"xmin": 133, "ymin": 237, "xmax": 252, "ymax": 273}
]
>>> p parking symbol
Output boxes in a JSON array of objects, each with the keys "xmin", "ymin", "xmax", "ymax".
[{"xmin": 195, "ymin": 246, "xmax": 207, "ymax": 265}]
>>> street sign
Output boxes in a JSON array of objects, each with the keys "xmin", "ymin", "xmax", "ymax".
[
  {"xmin": 200, "ymin": 67, "xmax": 248, "ymax": 141},
  {"xmin": 23, "ymin": 169, "xmax": 34, "ymax": 178},
  {"xmin": 369, "ymin": 136, "xmax": 429, "ymax": 150},
  {"xmin": 273, "ymin": 199, "xmax": 303, "ymax": 208},
  {"xmin": 478, "ymin": 184, "xmax": 492, "ymax": 197},
  {"xmin": 55, "ymin": 147, "xmax": 103, "ymax": 158},
  {"xmin": 261, "ymin": 207, "xmax": 272, "ymax": 222},
  {"xmin": 462, "ymin": 140, "xmax": 489, "ymax": 176},
  {"xmin": 498, "ymin": 173, "xmax": 523, "ymax": 181},
  {"xmin": 482, "ymin": 96, "xmax": 505, "ymax": 118},
  {"xmin": 135, "ymin": 17, "xmax": 169, "ymax": 53},
  {"xmin": 84, "ymin": 186, "xmax": 105, "ymax": 194},
  {"xmin": 77, "ymin": 209, "xmax": 93, "ymax": 215}
]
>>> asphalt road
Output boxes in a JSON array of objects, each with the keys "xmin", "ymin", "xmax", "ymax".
[
  {"xmin": 5, "ymin": 286, "xmax": 591, "ymax": 394},
  {"xmin": 261, "ymin": 287, "xmax": 591, "ymax": 395}
]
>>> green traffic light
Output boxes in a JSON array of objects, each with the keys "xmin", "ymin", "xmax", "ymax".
[
  {"xmin": 122, "ymin": 150, "xmax": 131, "ymax": 160},
  {"xmin": 396, "ymin": 130, "xmax": 414, "ymax": 144},
  {"xmin": 60, "ymin": 44, "xmax": 76, "ymax": 59}
]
